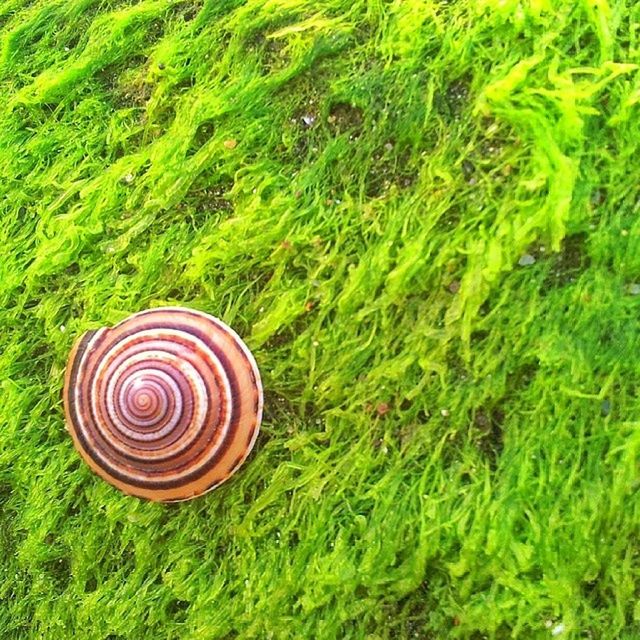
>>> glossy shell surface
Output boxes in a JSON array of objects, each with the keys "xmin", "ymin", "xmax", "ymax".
[{"xmin": 63, "ymin": 307, "xmax": 262, "ymax": 502}]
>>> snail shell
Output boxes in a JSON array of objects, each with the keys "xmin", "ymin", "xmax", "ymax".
[{"xmin": 63, "ymin": 307, "xmax": 263, "ymax": 502}]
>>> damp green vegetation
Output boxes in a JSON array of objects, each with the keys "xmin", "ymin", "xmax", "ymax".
[{"xmin": 1, "ymin": 0, "xmax": 640, "ymax": 638}]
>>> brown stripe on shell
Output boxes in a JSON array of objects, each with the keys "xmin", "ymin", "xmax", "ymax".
[{"xmin": 63, "ymin": 307, "xmax": 263, "ymax": 502}]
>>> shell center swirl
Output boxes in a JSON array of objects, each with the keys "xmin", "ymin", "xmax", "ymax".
[{"xmin": 124, "ymin": 374, "xmax": 170, "ymax": 426}]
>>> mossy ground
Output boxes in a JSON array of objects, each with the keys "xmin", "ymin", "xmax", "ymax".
[{"xmin": 1, "ymin": 0, "xmax": 639, "ymax": 638}]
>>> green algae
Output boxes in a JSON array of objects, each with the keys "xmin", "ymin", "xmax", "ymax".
[{"xmin": 1, "ymin": 0, "xmax": 640, "ymax": 637}]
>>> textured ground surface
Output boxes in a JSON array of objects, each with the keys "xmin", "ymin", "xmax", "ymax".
[{"xmin": 1, "ymin": 0, "xmax": 639, "ymax": 638}]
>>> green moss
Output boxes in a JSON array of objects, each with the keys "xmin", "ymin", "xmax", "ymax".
[{"xmin": 1, "ymin": 0, "xmax": 640, "ymax": 637}]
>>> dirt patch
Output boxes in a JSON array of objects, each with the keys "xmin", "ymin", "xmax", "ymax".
[
  {"xmin": 541, "ymin": 232, "xmax": 591, "ymax": 288},
  {"xmin": 97, "ymin": 56, "xmax": 151, "ymax": 108},
  {"xmin": 434, "ymin": 73, "xmax": 472, "ymax": 121},
  {"xmin": 170, "ymin": 0, "xmax": 204, "ymax": 22},
  {"xmin": 364, "ymin": 142, "xmax": 417, "ymax": 197},
  {"xmin": 327, "ymin": 102, "xmax": 364, "ymax": 136},
  {"xmin": 180, "ymin": 172, "xmax": 235, "ymax": 218},
  {"xmin": 472, "ymin": 406, "xmax": 505, "ymax": 468}
]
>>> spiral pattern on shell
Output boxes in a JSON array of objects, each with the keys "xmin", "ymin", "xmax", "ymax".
[{"xmin": 63, "ymin": 307, "xmax": 263, "ymax": 502}]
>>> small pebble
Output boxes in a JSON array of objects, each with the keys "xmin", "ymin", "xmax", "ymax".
[
  {"xmin": 301, "ymin": 114, "xmax": 315, "ymax": 126},
  {"xmin": 518, "ymin": 253, "xmax": 536, "ymax": 266},
  {"xmin": 440, "ymin": 409, "xmax": 450, "ymax": 417},
  {"xmin": 223, "ymin": 139, "xmax": 237, "ymax": 150},
  {"xmin": 448, "ymin": 280, "xmax": 461, "ymax": 294},
  {"xmin": 551, "ymin": 622, "xmax": 565, "ymax": 636},
  {"xmin": 376, "ymin": 403, "xmax": 390, "ymax": 417}
]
